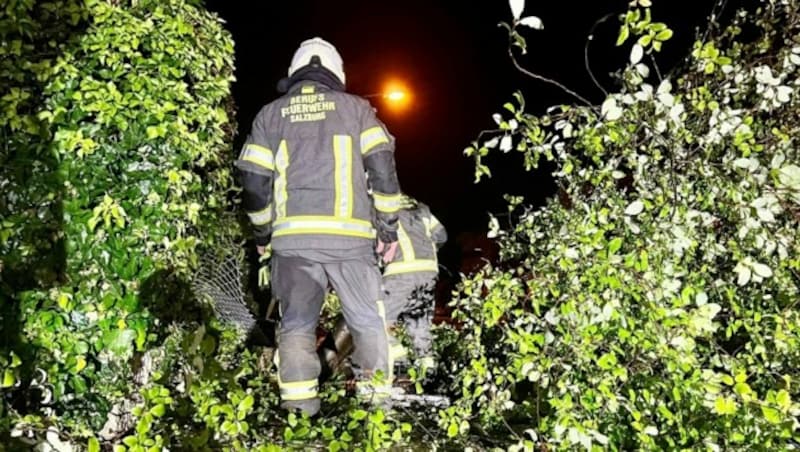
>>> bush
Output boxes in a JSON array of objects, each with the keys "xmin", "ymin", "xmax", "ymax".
[
  {"xmin": 1, "ymin": 0, "xmax": 241, "ymax": 447},
  {"xmin": 448, "ymin": 0, "xmax": 800, "ymax": 449}
]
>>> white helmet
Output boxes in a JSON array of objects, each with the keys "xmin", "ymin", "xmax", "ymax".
[{"xmin": 288, "ymin": 37, "xmax": 345, "ymax": 85}]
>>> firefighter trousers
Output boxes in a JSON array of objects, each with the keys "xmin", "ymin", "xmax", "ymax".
[
  {"xmin": 383, "ymin": 273, "xmax": 437, "ymax": 361},
  {"xmin": 272, "ymin": 249, "xmax": 391, "ymax": 415}
]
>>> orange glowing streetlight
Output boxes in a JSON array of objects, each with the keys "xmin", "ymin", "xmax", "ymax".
[
  {"xmin": 385, "ymin": 90, "xmax": 406, "ymax": 101},
  {"xmin": 363, "ymin": 80, "xmax": 411, "ymax": 111}
]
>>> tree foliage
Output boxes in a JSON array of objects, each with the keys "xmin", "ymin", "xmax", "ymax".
[{"xmin": 453, "ymin": 0, "xmax": 800, "ymax": 449}]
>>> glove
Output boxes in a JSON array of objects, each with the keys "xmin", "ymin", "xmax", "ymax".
[{"xmin": 375, "ymin": 215, "xmax": 398, "ymax": 243}]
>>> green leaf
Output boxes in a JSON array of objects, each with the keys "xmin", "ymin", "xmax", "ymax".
[
  {"xmin": 776, "ymin": 390, "xmax": 791, "ymax": 411},
  {"xmin": 105, "ymin": 328, "xmax": 137, "ymax": 356},
  {"xmin": 714, "ymin": 396, "xmax": 736, "ymax": 415},
  {"xmin": 608, "ymin": 237, "xmax": 623, "ymax": 255},
  {"xmin": 617, "ymin": 26, "xmax": 630, "ymax": 46},
  {"xmin": 88, "ymin": 438, "xmax": 101, "ymax": 452},
  {"xmin": 146, "ymin": 126, "xmax": 160, "ymax": 140},
  {"xmin": 2, "ymin": 370, "xmax": 15, "ymax": 388},
  {"xmin": 655, "ymin": 29, "xmax": 673, "ymax": 41},
  {"xmin": 447, "ymin": 422, "xmax": 459, "ymax": 438},
  {"xmin": 351, "ymin": 409, "xmax": 367, "ymax": 421},
  {"xmin": 150, "ymin": 404, "xmax": 166, "ymax": 417},
  {"xmin": 761, "ymin": 405, "xmax": 782, "ymax": 424},
  {"xmin": 597, "ymin": 352, "xmax": 618, "ymax": 370}
]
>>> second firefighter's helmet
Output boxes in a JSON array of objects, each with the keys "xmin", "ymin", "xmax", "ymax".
[{"xmin": 288, "ymin": 37, "xmax": 345, "ymax": 85}]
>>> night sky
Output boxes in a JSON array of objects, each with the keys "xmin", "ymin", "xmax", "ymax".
[{"xmin": 204, "ymin": 0, "xmax": 723, "ymax": 269}]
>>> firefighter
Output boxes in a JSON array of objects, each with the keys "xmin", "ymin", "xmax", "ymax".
[
  {"xmin": 234, "ymin": 37, "xmax": 402, "ymax": 416},
  {"xmin": 383, "ymin": 195, "xmax": 447, "ymax": 378}
]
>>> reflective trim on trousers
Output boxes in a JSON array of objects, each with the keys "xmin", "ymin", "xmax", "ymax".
[
  {"xmin": 384, "ymin": 259, "xmax": 439, "ymax": 276},
  {"xmin": 279, "ymin": 379, "xmax": 319, "ymax": 401}
]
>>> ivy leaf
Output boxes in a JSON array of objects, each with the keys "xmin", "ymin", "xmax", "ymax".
[{"xmin": 518, "ymin": 16, "xmax": 543, "ymax": 30}]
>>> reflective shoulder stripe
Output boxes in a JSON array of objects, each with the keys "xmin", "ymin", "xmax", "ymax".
[
  {"xmin": 273, "ymin": 216, "xmax": 376, "ymax": 239},
  {"xmin": 373, "ymin": 192, "xmax": 402, "ymax": 214},
  {"xmin": 360, "ymin": 126, "xmax": 390, "ymax": 155},
  {"xmin": 240, "ymin": 143, "xmax": 275, "ymax": 170},
  {"xmin": 384, "ymin": 259, "xmax": 438, "ymax": 276},
  {"xmin": 247, "ymin": 205, "xmax": 272, "ymax": 226},
  {"xmin": 279, "ymin": 379, "xmax": 318, "ymax": 401}
]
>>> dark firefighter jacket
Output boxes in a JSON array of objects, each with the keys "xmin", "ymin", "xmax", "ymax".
[
  {"xmin": 384, "ymin": 202, "xmax": 447, "ymax": 277},
  {"xmin": 235, "ymin": 80, "xmax": 402, "ymax": 251}
]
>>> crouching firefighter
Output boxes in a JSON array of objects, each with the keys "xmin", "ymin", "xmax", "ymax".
[
  {"xmin": 383, "ymin": 195, "xmax": 447, "ymax": 381},
  {"xmin": 235, "ymin": 37, "xmax": 403, "ymax": 416}
]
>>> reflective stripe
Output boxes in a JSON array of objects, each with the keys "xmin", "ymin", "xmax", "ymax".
[
  {"xmin": 279, "ymin": 379, "xmax": 318, "ymax": 401},
  {"xmin": 360, "ymin": 126, "xmax": 389, "ymax": 155},
  {"xmin": 333, "ymin": 135, "xmax": 353, "ymax": 218},
  {"xmin": 373, "ymin": 192, "xmax": 402, "ymax": 214},
  {"xmin": 273, "ymin": 216, "xmax": 375, "ymax": 239},
  {"xmin": 247, "ymin": 205, "xmax": 272, "ymax": 226},
  {"xmin": 274, "ymin": 140, "xmax": 289, "ymax": 219},
  {"xmin": 376, "ymin": 300, "xmax": 393, "ymax": 382},
  {"xmin": 240, "ymin": 143, "xmax": 275, "ymax": 170},
  {"xmin": 384, "ymin": 259, "xmax": 439, "ymax": 276},
  {"xmin": 301, "ymin": 85, "xmax": 315, "ymax": 94},
  {"xmin": 397, "ymin": 224, "xmax": 415, "ymax": 261}
]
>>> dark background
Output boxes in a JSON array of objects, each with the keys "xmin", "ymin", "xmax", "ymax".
[{"xmin": 205, "ymin": 0, "xmax": 729, "ymax": 272}]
